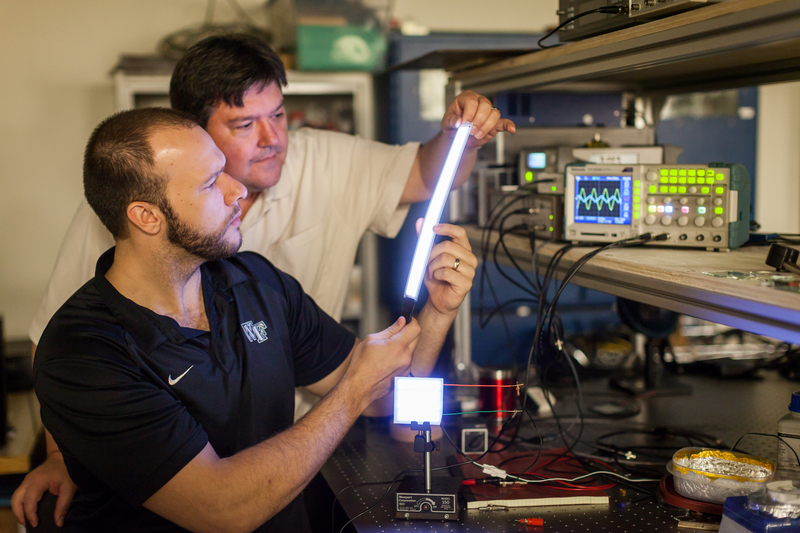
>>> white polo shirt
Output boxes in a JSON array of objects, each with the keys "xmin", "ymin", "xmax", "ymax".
[{"xmin": 29, "ymin": 128, "xmax": 419, "ymax": 345}]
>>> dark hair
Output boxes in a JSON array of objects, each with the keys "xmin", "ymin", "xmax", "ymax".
[
  {"xmin": 83, "ymin": 107, "xmax": 198, "ymax": 239},
  {"xmin": 169, "ymin": 33, "xmax": 287, "ymax": 128}
]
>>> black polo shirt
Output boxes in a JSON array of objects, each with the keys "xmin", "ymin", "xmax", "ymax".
[{"xmin": 34, "ymin": 248, "xmax": 356, "ymax": 532}]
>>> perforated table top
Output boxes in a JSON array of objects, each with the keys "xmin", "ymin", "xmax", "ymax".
[{"xmin": 320, "ymin": 370, "xmax": 798, "ymax": 532}]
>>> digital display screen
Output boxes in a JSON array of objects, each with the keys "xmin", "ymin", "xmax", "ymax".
[
  {"xmin": 527, "ymin": 152, "xmax": 547, "ymax": 169},
  {"xmin": 574, "ymin": 175, "xmax": 632, "ymax": 225}
]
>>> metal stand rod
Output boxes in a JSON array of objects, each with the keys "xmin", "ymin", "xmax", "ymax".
[{"xmin": 424, "ymin": 427, "xmax": 432, "ymax": 492}]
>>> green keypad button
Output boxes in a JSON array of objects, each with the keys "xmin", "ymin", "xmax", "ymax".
[
  {"xmin": 649, "ymin": 205, "xmax": 657, "ymax": 213},
  {"xmin": 669, "ymin": 177, "xmax": 678, "ymax": 184},
  {"xmin": 660, "ymin": 177, "xmax": 669, "ymax": 184},
  {"xmin": 634, "ymin": 180, "xmax": 641, "ymax": 187},
  {"xmin": 697, "ymin": 178, "xmax": 705, "ymax": 184},
  {"xmin": 715, "ymin": 187, "xmax": 724, "ymax": 194},
  {"xmin": 633, "ymin": 213, "xmax": 640, "ymax": 220},
  {"xmin": 649, "ymin": 185, "xmax": 657, "ymax": 193},
  {"xmin": 701, "ymin": 187, "xmax": 710, "ymax": 194},
  {"xmin": 698, "ymin": 169, "xmax": 706, "ymax": 176},
  {"xmin": 698, "ymin": 206, "xmax": 706, "ymax": 214},
  {"xmin": 688, "ymin": 169, "xmax": 696, "ymax": 176},
  {"xmin": 678, "ymin": 186, "xmax": 686, "ymax": 194},
  {"xmin": 659, "ymin": 186, "xmax": 668, "ymax": 193},
  {"xmin": 670, "ymin": 169, "xmax": 678, "ymax": 176},
  {"xmin": 688, "ymin": 177, "xmax": 696, "ymax": 184},
  {"xmin": 715, "ymin": 207, "xmax": 723, "ymax": 215},
  {"xmin": 660, "ymin": 169, "xmax": 668, "ymax": 176},
  {"xmin": 679, "ymin": 169, "xmax": 687, "ymax": 176},
  {"xmin": 678, "ymin": 177, "xmax": 687, "ymax": 184},
  {"xmin": 716, "ymin": 173, "xmax": 725, "ymax": 181},
  {"xmin": 669, "ymin": 186, "xmax": 677, "ymax": 193}
]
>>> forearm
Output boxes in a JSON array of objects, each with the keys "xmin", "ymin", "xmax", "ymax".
[
  {"xmin": 362, "ymin": 304, "xmax": 456, "ymax": 417},
  {"xmin": 403, "ymin": 90, "xmax": 513, "ymax": 205},
  {"xmin": 410, "ymin": 302, "xmax": 457, "ymax": 376},
  {"xmin": 148, "ymin": 379, "xmax": 366, "ymax": 533},
  {"xmin": 414, "ymin": 132, "xmax": 478, "ymax": 198},
  {"xmin": 225, "ymin": 382, "xmax": 362, "ymax": 528}
]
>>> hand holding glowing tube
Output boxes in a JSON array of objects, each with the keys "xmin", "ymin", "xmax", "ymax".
[{"xmin": 411, "ymin": 220, "xmax": 476, "ymax": 319}]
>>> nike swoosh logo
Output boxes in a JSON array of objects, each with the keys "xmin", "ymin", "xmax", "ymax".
[{"xmin": 168, "ymin": 365, "xmax": 194, "ymax": 386}]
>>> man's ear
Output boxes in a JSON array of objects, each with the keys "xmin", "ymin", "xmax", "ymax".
[{"xmin": 126, "ymin": 202, "xmax": 163, "ymax": 236}]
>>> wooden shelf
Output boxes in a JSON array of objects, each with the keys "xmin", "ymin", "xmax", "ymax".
[
  {"xmin": 467, "ymin": 225, "xmax": 800, "ymax": 344},
  {"xmin": 450, "ymin": 0, "xmax": 800, "ymax": 95}
]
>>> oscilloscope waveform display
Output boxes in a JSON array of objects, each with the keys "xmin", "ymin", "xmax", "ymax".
[
  {"xmin": 573, "ymin": 175, "xmax": 632, "ymax": 225},
  {"xmin": 576, "ymin": 180, "xmax": 623, "ymax": 217}
]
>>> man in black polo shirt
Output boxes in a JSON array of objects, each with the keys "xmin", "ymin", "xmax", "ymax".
[{"xmin": 33, "ymin": 107, "xmax": 476, "ymax": 532}]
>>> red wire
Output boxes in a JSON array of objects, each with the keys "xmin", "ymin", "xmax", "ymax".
[
  {"xmin": 465, "ymin": 452, "xmax": 621, "ymax": 492},
  {"xmin": 443, "ymin": 383, "xmax": 520, "ymax": 387},
  {"xmin": 497, "ymin": 454, "xmax": 618, "ymax": 491}
]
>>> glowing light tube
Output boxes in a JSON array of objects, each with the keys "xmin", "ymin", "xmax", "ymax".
[{"xmin": 400, "ymin": 123, "xmax": 472, "ymax": 321}]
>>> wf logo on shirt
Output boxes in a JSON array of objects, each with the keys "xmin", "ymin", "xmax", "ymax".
[{"xmin": 241, "ymin": 320, "xmax": 269, "ymax": 343}]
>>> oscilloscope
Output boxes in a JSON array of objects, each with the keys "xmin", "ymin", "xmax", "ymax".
[{"xmin": 564, "ymin": 163, "xmax": 751, "ymax": 251}]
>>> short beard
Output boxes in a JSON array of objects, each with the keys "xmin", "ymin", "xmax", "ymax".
[{"xmin": 159, "ymin": 199, "xmax": 242, "ymax": 261}]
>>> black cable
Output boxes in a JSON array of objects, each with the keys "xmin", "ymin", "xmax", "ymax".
[
  {"xmin": 481, "ymin": 214, "xmax": 542, "ymax": 361},
  {"xmin": 524, "ymin": 244, "xmax": 572, "ymax": 378},
  {"xmin": 493, "ymin": 219, "xmax": 539, "ymax": 297},
  {"xmin": 538, "ymin": 6, "xmax": 628, "ymax": 49},
  {"xmin": 521, "ymin": 243, "xmax": 573, "ymax": 415},
  {"xmin": 478, "ymin": 298, "xmax": 539, "ymax": 328},
  {"xmin": 529, "ymin": 232, "xmax": 551, "ymax": 296},
  {"xmin": 477, "ymin": 180, "xmax": 552, "ymax": 360},
  {"xmin": 479, "ymin": 181, "xmax": 547, "ymax": 304},
  {"xmin": 594, "ymin": 427, "xmax": 725, "ymax": 463},
  {"xmin": 538, "ymin": 238, "xmax": 657, "ymax": 437},
  {"xmin": 520, "ymin": 244, "xmax": 576, "ymax": 454},
  {"xmin": 330, "ymin": 471, "xmax": 418, "ymax": 533},
  {"xmin": 479, "ymin": 269, "xmax": 519, "ymax": 361},
  {"xmin": 479, "ymin": 180, "xmax": 551, "ymax": 274},
  {"xmin": 731, "ymin": 432, "xmax": 800, "ymax": 467},
  {"xmin": 479, "ymin": 182, "xmax": 537, "ymax": 267},
  {"xmin": 525, "ymin": 236, "xmax": 665, "ymax": 456},
  {"xmin": 495, "ymin": 217, "xmax": 539, "ymax": 295},
  {"xmin": 336, "ymin": 469, "xmax": 413, "ymax": 533}
]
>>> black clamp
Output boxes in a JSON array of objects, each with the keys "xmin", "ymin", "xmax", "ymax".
[
  {"xmin": 766, "ymin": 243, "xmax": 800, "ymax": 275},
  {"xmin": 414, "ymin": 435, "xmax": 440, "ymax": 453}
]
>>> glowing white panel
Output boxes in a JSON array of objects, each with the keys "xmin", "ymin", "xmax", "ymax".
[
  {"xmin": 393, "ymin": 376, "xmax": 444, "ymax": 425},
  {"xmin": 403, "ymin": 123, "xmax": 472, "ymax": 301}
]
